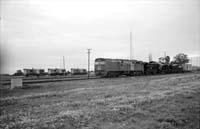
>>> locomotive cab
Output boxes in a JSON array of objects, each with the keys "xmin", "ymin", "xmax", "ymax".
[{"xmin": 95, "ymin": 58, "xmax": 107, "ymax": 76}]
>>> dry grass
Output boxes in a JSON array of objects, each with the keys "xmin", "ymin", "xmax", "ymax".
[{"xmin": 0, "ymin": 73, "xmax": 200, "ymax": 129}]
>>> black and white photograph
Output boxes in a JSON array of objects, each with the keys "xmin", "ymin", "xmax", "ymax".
[{"xmin": 0, "ymin": 0, "xmax": 200, "ymax": 128}]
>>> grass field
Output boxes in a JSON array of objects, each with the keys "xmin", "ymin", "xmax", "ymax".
[{"xmin": 0, "ymin": 73, "xmax": 200, "ymax": 129}]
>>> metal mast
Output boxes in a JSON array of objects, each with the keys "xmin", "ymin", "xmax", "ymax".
[
  {"xmin": 149, "ymin": 53, "xmax": 152, "ymax": 62},
  {"xmin": 130, "ymin": 31, "xmax": 133, "ymax": 60},
  {"xmin": 63, "ymin": 56, "xmax": 66, "ymax": 76},
  {"xmin": 87, "ymin": 49, "xmax": 91, "ymax": 79}
]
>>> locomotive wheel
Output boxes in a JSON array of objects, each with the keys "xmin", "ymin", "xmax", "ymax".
[{"xmin": 106, "ymin": 72, "xmax": 111, "ymax": 78}]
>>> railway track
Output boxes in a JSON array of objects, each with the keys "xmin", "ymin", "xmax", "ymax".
[
  {"xmin": 0, "ymin": 72, "xmax": 196, "ymax": 86},
  {"xmin": 0, "ymin": 75, "xmax": 98, "ymax": 85}
]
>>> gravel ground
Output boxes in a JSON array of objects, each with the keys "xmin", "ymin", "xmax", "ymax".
[{"xmin": 0, "ymin": 73, "xmax": 200, "ymax": 129}]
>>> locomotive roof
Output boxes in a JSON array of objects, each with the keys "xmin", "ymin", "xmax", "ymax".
[
  {"xmin": 48, "ymin": 68, "xmax": 65, "ymax": 70},
  {"xmin": 23, "ymin": 68, "xmax": 44, "ymax": 70},
  {"xmin": 95, "ymin": 58, "xmax": 142, "ymax": 62}
]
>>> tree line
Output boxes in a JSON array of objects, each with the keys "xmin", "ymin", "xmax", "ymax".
[{"xmin": 158, "ymin": 53, "xmax": 189, "ymax": 65}]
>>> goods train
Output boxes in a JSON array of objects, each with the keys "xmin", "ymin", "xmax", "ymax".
[
  {"xmin": 95, "ymin": 58, "xmax": 192, "ymax": 77},
  {"xmin": 16, "ymin": 68, "xmax": 87, "ymax": 76},
  {"xmin": 14, "ymin": 58, "xmax": 192, "ymax": 77},
  {"xmin": 23, "ymin": 68, "xmax": 66, "ymax": 76}
]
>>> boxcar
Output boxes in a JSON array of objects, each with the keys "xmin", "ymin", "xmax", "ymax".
[
  {"xmin": 23, "ymin": 68, "xmax": 45, "ymax": 76},
  {"xmin": 48, "ymin": 68, "xmax": 66, "ymax": 75},
  {"xmin": 48, "ymin": 69, "xmax": 57, "ymax": 75},
  {"xmin": 71, "ymin": 68, "xmax": 87, "ymax": 75}
]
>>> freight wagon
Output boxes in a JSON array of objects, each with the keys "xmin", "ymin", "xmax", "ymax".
[
  {"xmin": 23, "ymin": 68, "xmax": 45, "ymax": 76},
  {"xmin": 71, "ymin": 68, "xmax": 87, "ymax": 75},
  {"xmin": 48, "ymin": 68, "xmax": 66, "ymax": 76}
]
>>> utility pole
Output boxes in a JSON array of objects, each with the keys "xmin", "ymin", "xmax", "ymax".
[
  {"xmin": 87, "ymin": 49, "xmax": 91, "ymax": 79},
  {"xmin": 63, "ymin": 56, "xmax": 66, "ymax": 76},
  {"xmin": 164, "ymin": 51, "xmax": 166, "ymax": 58},
  {"xmin": 130, "ymin": 31, "xmax": 133, "ymax": 60},
  {"xmin": 149, "ymin": 53, "xmax": 152, "ymax": 62}
]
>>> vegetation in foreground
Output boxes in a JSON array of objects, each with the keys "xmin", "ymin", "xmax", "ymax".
[{"xmin": 0, "ymin": 73, "xmax": 200, "ymax": 129}]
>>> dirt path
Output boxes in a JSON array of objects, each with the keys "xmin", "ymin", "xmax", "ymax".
[{"xmin": 0, "ymin": 73, "xmax": 200, "ymax": 129}]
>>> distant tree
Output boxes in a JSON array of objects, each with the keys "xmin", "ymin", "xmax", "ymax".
[
  {"xmin": 174, "ymin": 53, "xmax": 189, "ymax": 64},
  {"xmin": 165, "ymin": 56, "xmax": 170, "ymax": 64}
]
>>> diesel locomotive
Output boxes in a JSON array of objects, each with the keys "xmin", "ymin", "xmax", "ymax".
[{"xmin": 95, "ymin": 58, "xmax": 144, "ymax": 77}]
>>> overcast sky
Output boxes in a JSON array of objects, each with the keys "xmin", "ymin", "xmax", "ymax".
[{"xmin": 1, "ymin": 0, "xmax": 200, "ymax": 74}]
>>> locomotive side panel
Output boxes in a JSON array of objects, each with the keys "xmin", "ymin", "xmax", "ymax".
[
  {"xmin": 134, "ymin": 62, "xmax": 144, "ymax": 72},
  {"xmin": 118, "ymin": 60, "xmax": 130, "ymax": 74},
  {"xmin": 129, "ymin": 61, "xmax": 144, "ymax": 75},
  {"xmin": 106, "ymin": 59, "xmax": 121, "ymax": 72}
]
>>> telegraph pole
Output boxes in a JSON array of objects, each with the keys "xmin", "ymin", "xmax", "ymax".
[
  {"xmin": 87, "ymin": 49, "xmax": 91, "ymax": 79},
  {"xmin": 63, "ymin": 56, "xmax": 66, "ymax": 76},
  {"xmin": 149, "ymin": 53, "xmax": 152, "ymax": 62},
  {"xmin": 130, "ymin": 31, "xmax": 133, "ymax": 60}
]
